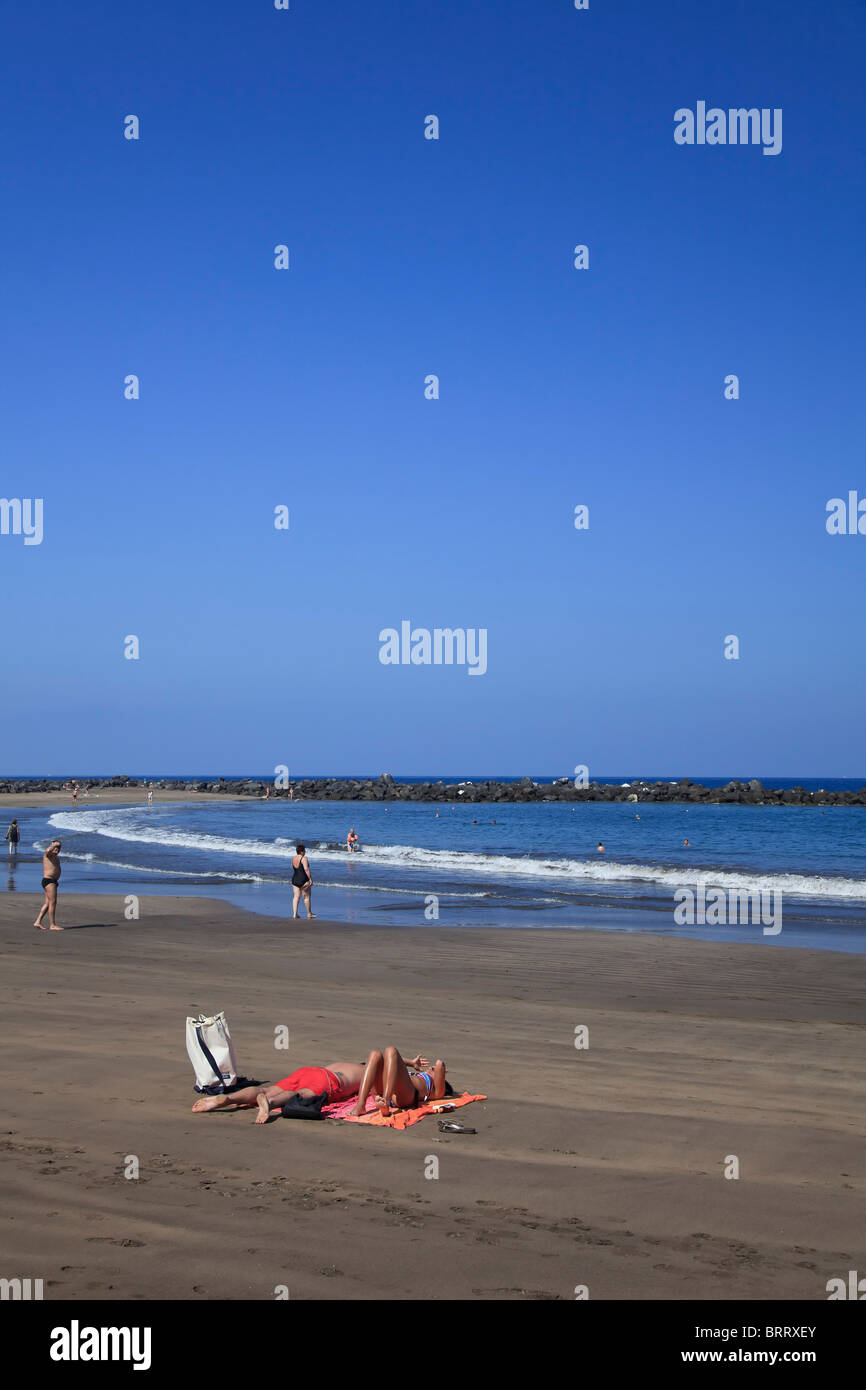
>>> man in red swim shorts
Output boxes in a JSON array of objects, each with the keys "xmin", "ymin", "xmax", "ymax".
[
  {"xmin": 192, "ymin": 1058, "xmax": 368, "ymax": 1124},
  {"xmin": 274, "ymin": 1066, "xmax": 355, "ymax": 1103}
]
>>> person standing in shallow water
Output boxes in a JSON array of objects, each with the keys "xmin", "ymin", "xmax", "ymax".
[
  {"xmin": 5, "ymin": 819, "xmax": 20, "ymax": 855},
  {"xmin": 34, "ymin": 839, "xmax": 63, "ymax": 930},
  {"xmin": 291, "ymin": 843, "xmax": 316, "ymax": 919}
]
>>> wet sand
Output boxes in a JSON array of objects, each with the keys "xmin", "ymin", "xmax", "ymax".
[{"xmin": 1, "ymin": 893, "xmax": 863, "ymax": 1300}]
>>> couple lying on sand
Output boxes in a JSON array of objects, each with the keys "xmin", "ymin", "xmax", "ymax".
[{"xmin": 192, "ymin": 1045, "xmax": 452, "ymax": 1124}]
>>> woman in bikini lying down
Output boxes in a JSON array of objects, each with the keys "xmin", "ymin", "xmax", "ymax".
[
  {"xmin": 191, "ymin": 1047, "xmax": 450, "ymax": 1123},
  {"xmin": 349, "ymin": 1046, "xmax": 450, "ymax": 1118}
]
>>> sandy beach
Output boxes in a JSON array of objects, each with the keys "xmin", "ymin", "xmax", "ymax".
[
  {"xmin": 0, "ymin": 788, "xmax": 249, "ymax": 808},
  {"xmin": 1, "ymin": 892, "xmax": 863, "ymax": 1301}
]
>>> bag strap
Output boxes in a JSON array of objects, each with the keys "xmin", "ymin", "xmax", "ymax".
[{"xmin": 195, "ymin": 1023, "xmax": 227, "ymax": 1086}]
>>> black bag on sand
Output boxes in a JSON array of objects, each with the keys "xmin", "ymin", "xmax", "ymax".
[{"xmin": 280, "ymin": 1091, "xmax": 329, "ymax": 1120}]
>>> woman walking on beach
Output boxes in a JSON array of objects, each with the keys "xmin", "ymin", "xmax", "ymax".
[
  {"xmin": 291, "ymin": 843, "xmax": 316, "ymax": 919},
  {"xmin": 5, "ymin": 819, "xmax": 20, "ymax": 855},
  {"xmin": 34, "ymin": 839, "xmax": 63, "ymax": 931}
]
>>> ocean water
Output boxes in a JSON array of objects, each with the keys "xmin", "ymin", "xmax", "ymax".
[{"xmin": 7, "ymin": 789, "xmax": 866, "ymax": 954}]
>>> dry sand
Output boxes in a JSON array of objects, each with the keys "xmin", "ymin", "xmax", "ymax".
[
  {"xmin": 1, "ymin": 893, "xmax": 864, "ymax": 1301},
  {"xmin": 0, "ymin": 788, "xmax": 248, "ymax": 808}
]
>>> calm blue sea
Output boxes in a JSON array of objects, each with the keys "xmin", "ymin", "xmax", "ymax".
[{"xmin": 6, "ymin": 776, "xmax": 865, "ymax": 954}]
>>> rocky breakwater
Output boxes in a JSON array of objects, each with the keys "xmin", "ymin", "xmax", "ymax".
[{"xmin": 0, "ymin": 775, "xmax": 864, "ymax": 806}]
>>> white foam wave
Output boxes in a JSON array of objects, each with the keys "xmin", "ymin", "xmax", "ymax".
[
  {"xmin": 45, "ymin": 808, "xmax": 866, "ymax": 901},
  {"xmin": 34, "ymin": 840, "xmax": 97, "ymax": 862}
]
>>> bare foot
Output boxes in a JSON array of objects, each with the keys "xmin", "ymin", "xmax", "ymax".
[
  {"xmin": 34, "ymin": 921, "xmax": 47, "ymax": 930},
  {"xmin": 308, "ymin": 914, "xmax": 317, "ymax": 919},
  {"xmin": 254, "ymin": 1092, "xmax": 272, "ymax": 1124},
  {"xmin": 192, "ymin": 1096, "xmax": 223, "ymax": 1112},
  {"xmin": 48, "ymin": 925, "xmax": 64, "ymax": 931}
]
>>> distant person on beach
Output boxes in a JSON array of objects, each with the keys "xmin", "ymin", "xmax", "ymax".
[
  {"xmin": 291, "ymin": 843, "xmax": 316, "ymax": 919},
  {"xmin": 191, "ymin": 1047, "xmax": 451, "ymax": 1123},
  {"xmin": 5, "ymin": 819, "xmax": 20, "ymax": 855},
  {"xmin": 72, "ymin": 783, "xmax": 79, "ymax": 804},
  {"xmin": 34, "ymin": 839, "xmax": 63, "ymax": 931},
  {"xmin": 147, "ymin": 784, "xmax": 153, "ymax": 807},
  {"xmin": 346, "ymin": 827, "xmax": 359, "ymax": 852}
]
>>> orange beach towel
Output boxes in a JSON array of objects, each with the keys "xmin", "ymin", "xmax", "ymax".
[{"xmin": 335, "ymin": 1091, "xmax": 486, "ymax": 1129}]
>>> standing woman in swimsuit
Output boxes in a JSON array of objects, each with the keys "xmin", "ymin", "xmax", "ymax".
[
  {"xmin": 34, "ymin": 839, "xmax": 63, "ymax": 931},
  {"xmin": 5, "ymin": 819, "xmax": 20, "ymax": 855},
  {"xmin": 291, "ymin": 842, "xmax": 316, "ymax": 920}
]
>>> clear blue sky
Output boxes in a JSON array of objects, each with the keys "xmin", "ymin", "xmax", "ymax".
[{"xmin": 2, "ymin": 1, "xmax": 864, "ymax": 775}]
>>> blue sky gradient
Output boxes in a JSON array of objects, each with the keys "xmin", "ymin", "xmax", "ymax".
[{"xmin": 2, "ymin": 1, "xmax": 864, "ymax": 774}]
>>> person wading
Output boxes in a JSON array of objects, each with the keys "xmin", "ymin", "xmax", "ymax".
[{"xmin": 291, "ymin": 843, "xmax": 316, "ymax": 920}]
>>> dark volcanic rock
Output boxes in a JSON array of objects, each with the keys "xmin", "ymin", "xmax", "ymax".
[{"xmin": 0, "ymin": 776, "xmax": 861, "ymax": 807}]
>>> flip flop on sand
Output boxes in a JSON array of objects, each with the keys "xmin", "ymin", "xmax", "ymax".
[{"xmin": 437, "ymin": 1120, "xmax": 476, "ymax": 1134}]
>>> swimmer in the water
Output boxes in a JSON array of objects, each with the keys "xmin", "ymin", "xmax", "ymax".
[{"xmin": 597, "ymin": 842, "xmax": 605, "ymax": 852}]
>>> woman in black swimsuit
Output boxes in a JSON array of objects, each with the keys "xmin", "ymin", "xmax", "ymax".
[
  {"xmin": 35, "ymin": 839, "xmax": 63, "ymax": 931},
  {"xmin": 5, "ymin": 819, "xmax": 20, "ymax": 855},
  {"xmin": 291, "ymin": 843, "xmax": 316, "ymax": 920}
]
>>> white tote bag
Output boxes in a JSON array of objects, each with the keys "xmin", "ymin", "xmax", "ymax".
[{"xmin": 186, "ymin": 1011, "xmax": 241, "ymax": 1093}]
